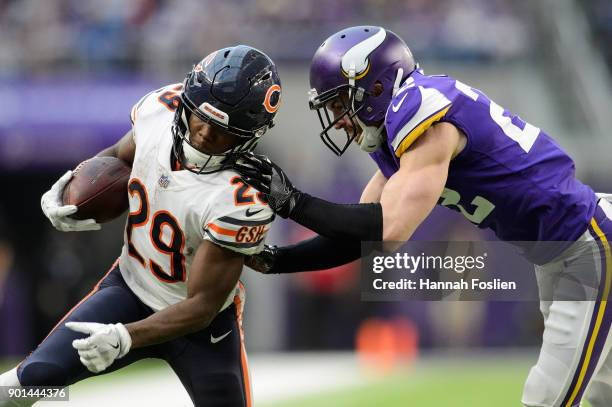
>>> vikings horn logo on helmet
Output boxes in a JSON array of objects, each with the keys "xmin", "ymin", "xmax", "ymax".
[{"xmin": 340, "ymin": 28, "xmax": 387, "ymax": 80}]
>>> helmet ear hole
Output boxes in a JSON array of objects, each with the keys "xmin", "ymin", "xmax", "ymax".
[{"xmin": 373, "ymin": 81, "xmax": 384, "ymax": 97}]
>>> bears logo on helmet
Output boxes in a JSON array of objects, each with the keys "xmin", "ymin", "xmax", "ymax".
[{"xmin": 172, "ymin": 45, "xmax": 281, "ymax": 174}]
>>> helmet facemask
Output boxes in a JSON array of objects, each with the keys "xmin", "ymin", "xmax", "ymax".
[
  {"xmin": 171, "ymin": 46, "xmax": 280, "ymax": 174},
  {"xmin": 172, "ymin": 93, "xmax": 264, "ymax": 175},
  {"xmin": 308, "ymin": 83, "xmax": 370, "ymax": 156}
]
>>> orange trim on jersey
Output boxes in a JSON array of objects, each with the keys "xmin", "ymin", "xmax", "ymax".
[
  {"xmin": 230, "ymin": 176, "xmax": 256, "ymax": 206},
  {"xmin": 127, "ymin": 178, "xmax": 150, "ymax": 266},
  {"xmin": 128, "ymin": 178, "xmax": 149, "ymax": 227},
  {"xmin": 207, "ymin": 222, "xmax": 238, "ymax": 237},
  {"xmin": 233, "ymin": 283, "xmax": 251, "ymax": 407},
  {"xmin": 130, "ymin": 105, "xmax": 137, "ymax": 124}
]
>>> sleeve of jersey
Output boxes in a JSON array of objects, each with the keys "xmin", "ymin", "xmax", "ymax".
[
  {"xmin": 130, "ymin": 91, "xmax": 154, "ymax": 126},
  {"xmin": 202, "ymin": 207, "xmax": 275, "ymax": 255},
  {"xmin": 389, "ymin": 85, "xmax": 452, "ymax": 158},
  {"xmin": 130, "ymin": 83, "xmax": 183, "ymax": 142}
]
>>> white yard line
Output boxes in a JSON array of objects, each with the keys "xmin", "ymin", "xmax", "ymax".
[{"xmin": 37, "ymin": 352, "xmax": 364, "ymax": 406}]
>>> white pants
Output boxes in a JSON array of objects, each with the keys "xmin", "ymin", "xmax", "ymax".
[{"xmin": 522, "ymin": 198, "xmax": 612, "ymax": 407}]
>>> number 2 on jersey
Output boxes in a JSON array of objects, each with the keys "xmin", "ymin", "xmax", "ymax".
[
  {"xmin": 439, "ymin": 187, "xmax": 495, "ymax": 225},
  {"xmin": 127, "ymin": 179, "xmax": 186, "ymax": 282},
  {"xmin": 454, "ymin": 80, "xmax": 539, "ymax": 153}
]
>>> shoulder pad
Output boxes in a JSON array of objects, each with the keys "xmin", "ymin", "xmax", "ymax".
[{"xmin": 385, "ymin": 76, "xmax": 452, "ymax": 157}]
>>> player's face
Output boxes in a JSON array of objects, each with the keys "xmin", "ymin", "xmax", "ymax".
[
  {"xmin": 188, "ymin": 114, "xmax": 240, "ymax": 154},
  {"xmin": 325, "ymin": 91, "xmax": 363, "ymax": 143}
]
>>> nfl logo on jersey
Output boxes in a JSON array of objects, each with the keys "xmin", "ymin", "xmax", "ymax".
[{"xmin": 158, "ymin": 174, "xmax": 170, "ymax": 189}]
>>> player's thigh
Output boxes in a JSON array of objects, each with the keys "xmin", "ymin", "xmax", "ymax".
[
  {"xmin": 17, "ymin": 268, "xmax": 156, "ymax": 387},
  {"xmin": 524, "ymin": 207, "xmax": 612, "ymax": 406},
  {"xmin": 166, "ymin": 303, "xmax": 250, "ymax": 407}
]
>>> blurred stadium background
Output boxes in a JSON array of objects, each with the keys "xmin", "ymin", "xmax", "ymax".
[{"xmin": 0, "ymin": 0, "xmax": 611, "ymax": 405}]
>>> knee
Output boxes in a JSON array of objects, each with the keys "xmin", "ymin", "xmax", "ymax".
[
  {"xmin": 522, "ymin": 365, "xmax": 563, "ymax": 407},
  {"xmin": 18, "ymin": 361, "xmax": 68, "ymax": 387}
]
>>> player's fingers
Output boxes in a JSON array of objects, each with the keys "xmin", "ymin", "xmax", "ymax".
[
  {"xmin": 93, "ymin": 361, "xmax": 107, "ymax": 373},
  {"xmin": 66, "ymin": 321, "xmax": 99, "ymax": 335},
  {"xmin": 72, "ymin": 338, "xmax": 93, "ymax": 351},
  {"xmin": 55, "ymin": 170, "xmax": 73, "ymax": 189},
  {"xmin": 232, "ymin": 164, "xmax": 259, "ymax": 180},
  {"xmin": 80, "ymin": 357, "xmax": 99, "ymax": 373},
  {"xmin": 73, "ymin": 219, "xmax": 102, "ymax": 231},
  {"xmin": 77, "ymin": 348, "xmax": 99, "ymax": 361},
  {"xmin": 240, "ymin": 177, "xmax": 268, "ymax": 193},
  {"xmin": 60, "ymin": 217, "xmax": 101, "ymax": 231},
  {"xmin": 55, "ymin": 205, "xmax": 78, "ymax": 217},
  {"xmin": 239, "ymin": 154, "xmax": 270, "ymax": 173}
]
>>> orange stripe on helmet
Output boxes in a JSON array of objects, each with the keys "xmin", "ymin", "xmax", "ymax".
[{"xmin": 263, "ymin": 84, "xmax": 281, "ymax": 114}]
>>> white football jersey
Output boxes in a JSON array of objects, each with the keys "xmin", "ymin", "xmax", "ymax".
[{"xmin": 118, "ymin": 83, "xmax": 274, "ymax": 312}]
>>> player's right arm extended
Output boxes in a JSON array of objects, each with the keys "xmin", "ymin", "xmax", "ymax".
[
  {"xmin": 246, "ymin": 170, "xmax": 388, "ymax": 274},
  {"xmin": 125, "ymin": 240, "xmax": 244, "ymax": 348}
]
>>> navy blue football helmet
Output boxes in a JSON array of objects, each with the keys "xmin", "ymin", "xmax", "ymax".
[{"xmin": 172, "ymin": 45, "xmax": 282, "ymax": 173}]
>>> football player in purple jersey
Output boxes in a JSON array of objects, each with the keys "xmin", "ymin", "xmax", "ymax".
[{"xmin": 234, "ymin": 26, "xmax": 612, "ymax": 407}]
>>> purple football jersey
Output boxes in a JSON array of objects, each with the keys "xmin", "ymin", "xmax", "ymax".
[{"xmin": 370, "ymin": 70, "xmax": 597, "ymax": 264}]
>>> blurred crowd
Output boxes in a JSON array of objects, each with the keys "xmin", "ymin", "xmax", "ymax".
[
  {"xmin": 0, "ymin": 0, "xmax": 531, "ymax": 76},
  {"xmin": 581, "ymin": 0, "xmax": 612, "ymax": 71}
]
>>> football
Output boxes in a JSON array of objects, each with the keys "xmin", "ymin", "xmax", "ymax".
[{"xmin": 62, "ymin": 156, "xmax": 131, "ymax": 222}]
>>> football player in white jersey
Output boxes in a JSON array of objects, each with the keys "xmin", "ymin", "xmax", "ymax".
[{"xmin": 0, "ymin": 45, "xmax": 280, "ymax": 407}]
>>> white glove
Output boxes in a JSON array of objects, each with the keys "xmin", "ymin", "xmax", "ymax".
[
  {"xmin": 40, "ymin": 170, "xmax": 101, "ymax": 232},
  {"xmin": 66, "ymin": 321, "xmax": 132, "ymax": 373}
]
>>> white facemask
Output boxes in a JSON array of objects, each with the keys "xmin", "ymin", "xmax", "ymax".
[
  {"xmin": 182, "ymin": 135, "xmax": 227, "ymax": 170},
  {"xmin": 354, "ymin": 116, "xmax": 384, "ymax": 153}
]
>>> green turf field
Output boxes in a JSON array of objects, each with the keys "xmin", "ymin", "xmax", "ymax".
[
  {"xmin": 0, "ymin": 356, "xmax": 594, "ymax": 406},
  {"xmin": 262, "ymin": 356, "xmax": 592, "ymax": 407}
]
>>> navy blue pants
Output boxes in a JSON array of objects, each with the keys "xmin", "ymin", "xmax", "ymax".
[{"xmin": 17, "ymin": 265, "xmax": 251, "ymax": 407}]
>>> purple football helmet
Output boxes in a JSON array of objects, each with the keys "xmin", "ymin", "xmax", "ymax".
[{"xmin": 309, "ymin": 26, "xmax": 416, "ymax": 155}]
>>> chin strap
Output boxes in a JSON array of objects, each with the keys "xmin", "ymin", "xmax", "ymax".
[
  {"xmin": 182, "ymin": 138, "xmax": 225, "ymax": 170},
  {"xmin": 355, "ymin": 116, "xmax": 384, "ymax": 153},
  {"xmin": 181, "ymin": 121, "xmax": 262, "ymax": 171},
  {"xmin": 354, "ymin": 67, "xmax": 406, "ymax": 154}
]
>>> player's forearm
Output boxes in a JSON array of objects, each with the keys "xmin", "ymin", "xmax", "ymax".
[
  {"xmin": 290, "ymin": 194, "xmax": 384, "ymax": 242},
  {"xmin": 126, "ymin": 295, "xmax": 217, "ymax": 348},
  {"xmin": 271, "ymin": 235, "xmax": 362, "ymax": 273}
]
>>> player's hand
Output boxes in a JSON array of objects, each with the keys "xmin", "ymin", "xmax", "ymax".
[
  {"xmin": 66, "ymin": 321, "xmax": 131, "ymax": 374},
  {"xmin": 40, "ymin": 171, "xmax": 101, "ymax": 232},
  {"xmin": 234, "ymin": 154, "xmax": 301, "ymax": 218},
  {"xmin": 245, "ymin": 245, "xmax": 278, "ymax": 274}
]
